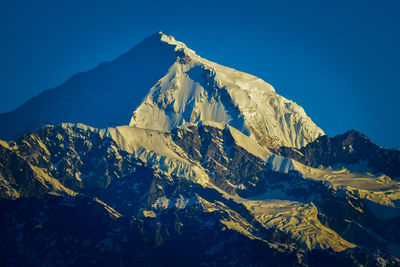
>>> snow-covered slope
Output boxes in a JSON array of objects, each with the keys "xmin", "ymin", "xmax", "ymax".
[
  {"xmin": 242, "ymin": 199, "xmax": 356, "ymax": 251},
  {"xmin": 57, "ymin": 122, "xmax": 296, "ymax": 185},
  {"xmin": 130, "ymin": 32, "xmax": 324, "ymax": 148},
  {"xmin": 59, "ymin": 123, "xmax": 210, "ymax": 185}
]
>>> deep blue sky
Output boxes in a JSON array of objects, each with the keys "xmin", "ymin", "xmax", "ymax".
[{"xmin": 1, "ymin": 0, "xmax": 399, "ymax": 148}]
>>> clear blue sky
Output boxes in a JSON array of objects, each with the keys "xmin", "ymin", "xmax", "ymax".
[{"xmin": 1, "ymin": 0, "xmax": 399, "ymax": 148}]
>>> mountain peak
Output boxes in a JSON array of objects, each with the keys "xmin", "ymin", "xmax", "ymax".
[
  {"xmin": 337, "ymin": 129, "xmax": 372, "ymax": 145},
  {"xmin": 342, "ymin": 129, "xmax": 367, "ymax": 138},
  {"xmin": 129, "ymin": 34, "xmax": 324, "ymax": 148},
  {"xmin": 0, "ymin": 32, "xmax": 324, "ymax": 148},
  {"xmin": 145, "ymin": 31, "xmax": 196, "ymax": 57}
]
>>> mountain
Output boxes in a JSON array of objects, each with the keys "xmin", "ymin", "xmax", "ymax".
[
  {"xmin": 274, "ymin": 129, "xmax": 400, "ymax": 179},
  {"xmin": 129, "ymin": 33, "xmax": 324, "ymax": 148},
  {"xmin": 1, "ymin": 32, "xmax": 400, "ymax": 266},
  {"xmin": 1, "ymin": 123, "xmax": 400, "ymax": 266},
  {"xmin": 0, "ymin": 32, "xmax": 323, "ymax": 148}
]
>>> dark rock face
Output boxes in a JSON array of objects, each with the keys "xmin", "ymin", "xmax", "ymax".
[
  {"xmin": 0, "ymin": 125, "xmax": 399, "ymax": 266},
  {"xmin": 0, "ymin": 195, "xmax": 301, "ymax": 267},
  {"xmin": 171, "ymin": 126, "xmax": 265, "ymax": 194},
  {"xmin": 275, "ymin": 130, "xmax": 400, "ymax": 179}
]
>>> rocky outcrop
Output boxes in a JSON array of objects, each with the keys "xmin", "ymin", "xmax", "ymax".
[{"xmin": 275, "ymin": 130, "xmax": 400, "ymax": 179}]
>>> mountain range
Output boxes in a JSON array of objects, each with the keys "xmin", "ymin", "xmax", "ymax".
[{"xmin": 0, "ymin": 32, "xmax": 399, "ymax": 266}]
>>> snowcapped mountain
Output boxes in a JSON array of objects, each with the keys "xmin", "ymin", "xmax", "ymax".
[
  {"xmin": 129, "ymin": 32, "xmax": 324, "ymax": 148},
  {"xmin": 0, "ymin": 32, "xmax": 399, "ymax": 266},
  {"xmin": 0, "ymin": 32, "xmax": 323, "ymax": 148}
]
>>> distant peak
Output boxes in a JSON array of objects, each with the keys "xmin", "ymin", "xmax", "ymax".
[{"xmin": 343, "ymin": 129, "xmax": 368, "ymax": 139}]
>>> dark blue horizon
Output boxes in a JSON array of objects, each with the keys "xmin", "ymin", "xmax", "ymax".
[{"xmin": 1, "ymin": 0, "xmax": 399, "ymax": 149}]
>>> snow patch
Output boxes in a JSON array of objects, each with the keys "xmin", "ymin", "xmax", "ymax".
[{"xmin": 242, "ymin": 199, "xmax": 355, "ymax": 251}]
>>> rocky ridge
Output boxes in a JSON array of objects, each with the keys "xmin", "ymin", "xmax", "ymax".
[{"xmin": 0, "ymin": 123, "xmax": 399, "ymax": 266}]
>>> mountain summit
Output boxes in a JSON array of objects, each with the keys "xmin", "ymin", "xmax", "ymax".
[
  {"xmin": 130, "ymin": 32, "xmax": 324, "ymax": 148},
  {"xmin": 0, "ymin": 32, "xmax": 323, "ymax": 148}
]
